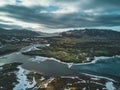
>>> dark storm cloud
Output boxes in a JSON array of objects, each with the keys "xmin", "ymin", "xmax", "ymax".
[
  {"xmin": 0, "ymin": 0, "xmax": 120, "ymax": 30},
  {"xmin": 0, "ymin": 5, "xmax": 58, "ymax": 24},
  {"xmin": 93, "ymin": 0, "xmax": 120, "ymax": 7},
  {"xmin": 81, "ymin": 0, "xmax": 120, "ymax": 10}
]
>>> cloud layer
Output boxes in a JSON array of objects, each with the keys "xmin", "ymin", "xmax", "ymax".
[{"xmin": 0, "ymin": 0, "xmax": 120, "ymax": 32}]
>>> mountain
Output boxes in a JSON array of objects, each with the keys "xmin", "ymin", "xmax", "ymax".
[
  {"xmin": 60, "ymin": 29, "xmax": 120, "ymax": 40},
  {"xmin": 0, "ymin": 28, "xmax": 40, "ymax": 37}
]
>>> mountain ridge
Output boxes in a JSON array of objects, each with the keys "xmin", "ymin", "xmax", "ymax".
[
  {"xmin": 0, "ymin": 28, "xmax": 40, "ymax": 37},
  {"xmin": 60, "ymin": 29, "xmax": 120, "ymax": 40}
]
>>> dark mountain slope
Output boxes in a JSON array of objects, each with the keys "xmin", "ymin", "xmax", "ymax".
[
  {"xmin": 60, "ymin": 29, "xmax": 120, "ymax": 40},
  {"xmin": 0, "ymin": 28, "xmax": 40, "ymax": 37}
]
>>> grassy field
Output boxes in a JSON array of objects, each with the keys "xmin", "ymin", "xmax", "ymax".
[
  {"xmin": 22, "ymin": 37, "xmax": 120, "ymax": 63},
  {"xmin": 0, "ymin": 63, "xmax": 22, "ymax": 90},
  {"xmin": 0, "ymin": 45, "xmax": 26, "ymax": 56}
]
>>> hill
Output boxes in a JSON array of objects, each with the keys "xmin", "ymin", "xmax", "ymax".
[
  {"xmin": 0, "ymin": 28, "xmax": 40, "ymax": 37},
  {"xmin": 60, "ymin": 29, "xmax": 120, "ymax": 40}
]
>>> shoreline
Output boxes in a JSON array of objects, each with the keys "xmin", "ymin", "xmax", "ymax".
[
  {"xmin": 0, "ymin": 55, "xmax": 119, "ymax": 90},
  {"xmin": 29, "ymin": 54, "xmax": 120, "ymax": 67},
  {"xmin": 1, "ymin": 44, "xmax": 120, "ymax": 83},
  {"xmin": 28, "ymin": 55, "xmax": 120, "ymax": 82}
]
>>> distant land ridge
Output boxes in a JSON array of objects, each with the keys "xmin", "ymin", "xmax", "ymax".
[{"xmin": 60, "ymin": 29, "xmax": 120, "ymax": 40}]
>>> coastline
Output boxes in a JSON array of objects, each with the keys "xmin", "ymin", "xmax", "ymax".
[{"xmin": 0, "ymin": 44, "xmax": 120, "ymax": 88}]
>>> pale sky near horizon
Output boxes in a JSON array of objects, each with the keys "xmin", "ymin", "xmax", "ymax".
[{"xmin": 0, "ymin": 0, "xmax": 120, "ymax": 33}]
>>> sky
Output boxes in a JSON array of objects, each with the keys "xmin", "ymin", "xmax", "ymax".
[{"xmin": 0, "ymin": 0, "xmax": 120, "ymax": 33}]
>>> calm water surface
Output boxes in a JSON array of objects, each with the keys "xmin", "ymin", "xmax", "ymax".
[{"xmin": 0, "ymin": 44, "xmax": 120, "ymax": 80}]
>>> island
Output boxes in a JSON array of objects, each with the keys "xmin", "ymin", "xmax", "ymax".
[{"xmin": 22, "ymin": 37, "xmax": 120, "ymax": 63}]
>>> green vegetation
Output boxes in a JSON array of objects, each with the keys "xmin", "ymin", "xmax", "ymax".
[
  {"xmin": 22, "ymin": 37, "xmax": 120, "ymax": 63},
  {"xmin": 0, "ymin": 45, "xmax": 25, "ymax": 55},
  {"xmin": 0, "ymin": 63, "xmax": 118, "ymax": 90},
  {"xmin": 0, "ymin": 63, "xmax": 22, "ymax": 90}
]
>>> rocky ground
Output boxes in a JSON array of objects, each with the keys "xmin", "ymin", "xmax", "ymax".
[{"xmin": 0, "ymin": 62, "xmax": 119, "ymax": 90}]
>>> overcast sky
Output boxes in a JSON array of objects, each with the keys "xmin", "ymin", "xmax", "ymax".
[{"xmin": 0, "ymin": 0, "xmax": 120, "ymax": 33}]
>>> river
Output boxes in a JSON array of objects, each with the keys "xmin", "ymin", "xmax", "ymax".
[{"xmin": 0, "ymin": 44, "xmax": 120, "ymax": 81}]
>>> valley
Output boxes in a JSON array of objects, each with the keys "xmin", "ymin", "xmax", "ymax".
[{"xmin": 0, "ymin": 29, "xmax": 120, "ymax": 90}]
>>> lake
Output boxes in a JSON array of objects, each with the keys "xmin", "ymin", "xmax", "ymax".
[{"xmin": 0, "ymin": 44, "xmax": 120, "ymax": 81}]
